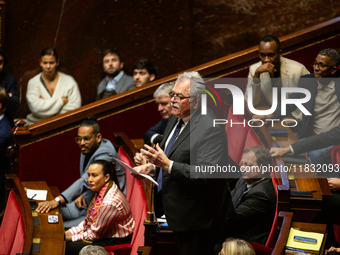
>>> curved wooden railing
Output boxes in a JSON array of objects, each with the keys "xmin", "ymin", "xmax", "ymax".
[
  {"xmin": 10, "ymin": 16, "xmax": 340, "ymax": 191},
  {"xmin": 14, "ymin": 16, "xmax": 340, "ymax": 141}
]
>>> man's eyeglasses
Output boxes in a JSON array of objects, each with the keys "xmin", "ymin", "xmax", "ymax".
[
  {"xmin": 75, "ymin": 136, "xmax": 93, "ymax": 144},
  {"xmin": 169, "ymin": 92, "xmax": 194, "ymax": 102},
  {"xmin": 311, "ymin": 61, "xmax": 334, "ymax": 69}
]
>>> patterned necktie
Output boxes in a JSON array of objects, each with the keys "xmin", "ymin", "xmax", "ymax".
[{"xmin": 157, "ymin": 119, "xmax": 184, "ymax": 192}]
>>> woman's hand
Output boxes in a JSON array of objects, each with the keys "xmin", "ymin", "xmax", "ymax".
[
  {"xmin": 61, "ymin": 97, "xmax": 68, "ymax": 105},
  {"xmin": 65, "ymin": 230, "xmax": 73, "ymax": 242}
]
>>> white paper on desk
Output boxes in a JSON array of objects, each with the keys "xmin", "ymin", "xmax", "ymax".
[
  {"xmin": 26, "ymin": 189, "xmax": 48, "ymax": 201},
  {"xmin": 113, "ymin": 157, "xmax": 159, "ymax": 186}
]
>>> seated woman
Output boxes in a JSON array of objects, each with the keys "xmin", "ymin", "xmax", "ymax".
[
  {"xmin": 26, "ymin": 47, "xmax": 81, "ymax": 125},
  {"xmin": 65, "ymin": 160, "xmax": 134, "ymax": 254}
]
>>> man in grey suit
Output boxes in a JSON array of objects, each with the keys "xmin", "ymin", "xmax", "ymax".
[
  {"xmin": 36, "ymin": 116, "xmax": 125, "ymax": 228},
  {"xmin": 97, "ymin": 49, "xmax": 135, "ymax": 100}
]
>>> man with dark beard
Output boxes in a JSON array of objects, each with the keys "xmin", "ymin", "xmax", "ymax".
[
  {"xmin": 36, "ymin": 116, "xmax": 125, "ymax": 228},
  {"xmin": 97, "ymin": 49, "xmax": 135, "ymax": 100}
]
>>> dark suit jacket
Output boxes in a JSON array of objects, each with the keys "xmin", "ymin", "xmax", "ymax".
[
  {"xmin": 0, "ymin": 116, "xmax": 14, "ymax": 175},
  {"xmin": 97, "ymin": 72, "xmax": 136, "ymax": 100},
  {"xmin": 273, "ymin": 73, "xmax": 340, "ymax": 139},
  {"xmin": 143, "ymin": 118, "xmax": 168, "ymax": 146},
  {"xmin": 0, "ymin": 73, "xmax": 19, "ymax": 127},
  {"xmin": 159, "ymin": 107, "xmax": 234, "ymax": 232},
  {"xmin": 224, "ymin": 178, "xmax": 276, "ymax": 245},
  {"xmin": 291, "ymin": 126, "xmax": 340, "ymax": 155}
]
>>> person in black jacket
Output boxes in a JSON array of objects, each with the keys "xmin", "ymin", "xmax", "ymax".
[
  {"xmin": 0, "ymin": 87, "xmax": 14, "ymax": 212},
  {"xmin": 143, "ymin": 82, "xmax": 174, "ymax": 146},
  {"xmin": 0, "ymin": 48, "xmax": 19, "ymax": 127},
  {"xmin": 215, "ymin": 146, "xmax": 276, "ymax": 255}
]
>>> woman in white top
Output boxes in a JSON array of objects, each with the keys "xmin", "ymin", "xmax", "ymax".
[{"xmin": 26, "ymin": 48, "xmax": 81, "ymax": 125}]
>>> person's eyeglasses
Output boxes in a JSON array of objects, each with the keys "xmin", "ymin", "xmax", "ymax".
[
  {"xmin": 311, "ymin": 61, "xmax": 334, "ymax": 69},
  {"xmin": 75, "ymin": 136, "xmax": 93, "ymax": 144},
  {"xmin": 169, "ymin": 92, "xmax": 193, "ymax": 102}
]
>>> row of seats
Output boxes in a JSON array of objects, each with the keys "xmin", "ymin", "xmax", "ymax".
[{"xmin": 0, "ymin": 138, "xmax": 148, "ymax": 255}]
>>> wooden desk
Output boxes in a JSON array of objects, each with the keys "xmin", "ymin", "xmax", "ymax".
[
  {"xmin": 284, "ymin": 222, "xmax": 327, "ymax": 255},
  {"xmin": 22, "ymin": 181, "xmax": 65, "ymax": 255},
  {"xmin": 131, "ymin": 138, "xmax": 145, "ymax": 150},
  {"xmin": 268, "ymin": 124, "xmax": 332, "ymax": 222}
]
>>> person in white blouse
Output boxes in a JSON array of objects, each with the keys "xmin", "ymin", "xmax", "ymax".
[{"xmin": 26, "ymin": 47, "xmax": 81, "ymax": 125}]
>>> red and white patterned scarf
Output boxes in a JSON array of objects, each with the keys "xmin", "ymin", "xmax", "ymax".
[{"xmin": 84, "ymin": 180, "xmax": 113, "ymax": 231}]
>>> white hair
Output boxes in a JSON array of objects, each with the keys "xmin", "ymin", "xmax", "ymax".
[
  {"xmin": 153, "ymin": 82, "xmax": 175, "ymax": 99},
  {"xmin": 175, "ymin": 71, "xmax": 205, "ymax": 99},
  {"xmin": 79, "ymin": 245, "xmax": 109, "ymax": 255}
]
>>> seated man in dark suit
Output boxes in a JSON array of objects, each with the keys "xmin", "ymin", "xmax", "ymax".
[
  {"xmin": 0, "ymin": 87, "xmax": 14, "ymax": 212},
  {"xmin": 143, "ymin": 82, "xmax": 174, "ymax": 146},
  {"xmin": 97, "ymin": 49, "xmax": 135, "ymax": 100},
  {"xmin": 215, "ymin": 146, "xmax": 276, "ymax": 253},
  {"xmin": 0, "ymin": 48, "xmax": 19, "ymax": 127}
]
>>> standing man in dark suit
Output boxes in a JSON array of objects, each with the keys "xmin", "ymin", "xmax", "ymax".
[
  {"xmin": 143, "ymin": 82, "xmax": 174, "ymax": 147},
  {"xmin": 135, "ymin": 71, "xmax": 234, "ymax": 255},
  {"xmin": 254, "ymin": 48, "xmax": 340, "ymax": 165},
  {"xmin": 215, "ymin": 146, "xmax": 276, "ymax": 254},
  {"xmin": 97, "ymin": 49, "xmax": 135, "ymax": 100},
  {"xmin": 0, "ymin": 87, "xmax": 14, "ymax": 212},
  {"xmin": 0, "ymin": 49, "xmax": 19, "ymax": 127}
]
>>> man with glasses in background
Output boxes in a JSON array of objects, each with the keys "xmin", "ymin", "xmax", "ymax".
[
  {"xmin": 36, "ymin": 116, "xmax": 125, "ymax": 228},
  {"xmin": 254, "ymin": 48, "xmax": 340, "ymax": 166},
  {"xmin": 245, "ymin": 34, "xmax": 309, "ymax": 119}
]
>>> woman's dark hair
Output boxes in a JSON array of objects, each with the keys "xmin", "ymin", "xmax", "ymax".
[
  {"xmin": 90, "ymin": 160, "xmax": 119, "ymax": 188},
  {"xmin": 40, "ymin": 47, "xmax": 59, "ymax": 61}
]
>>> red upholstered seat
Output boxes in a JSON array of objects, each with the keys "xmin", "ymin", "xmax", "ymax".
[
  {"xmin": 105, "ymin": 148, "xmax": 148, "ymax": 255},
  {"xmin": 0, "ymin": 191, "xmax": 26, "ymax": 255},
  {"xmin": 244, "ymin": 127, "xmax": 262, "ymax": 149},
  {"xmin": 265, "ymin": 172, "xmax": 279, "ymax": 249},
  {"xmin": 249, "ymin": 242, "xmax": 273, "ymax": 255},
  {"xmin": 104, "ymin": 244, "xmax": 132, "ymax": 255},
  {"xmin": 225, "ymin": 107, "xmax": 250, "ymax": 164}
]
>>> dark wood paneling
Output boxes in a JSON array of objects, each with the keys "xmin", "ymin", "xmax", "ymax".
[{"xmin": 3, "ymin": 1, "xmax": 340, "ymax": 119}]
